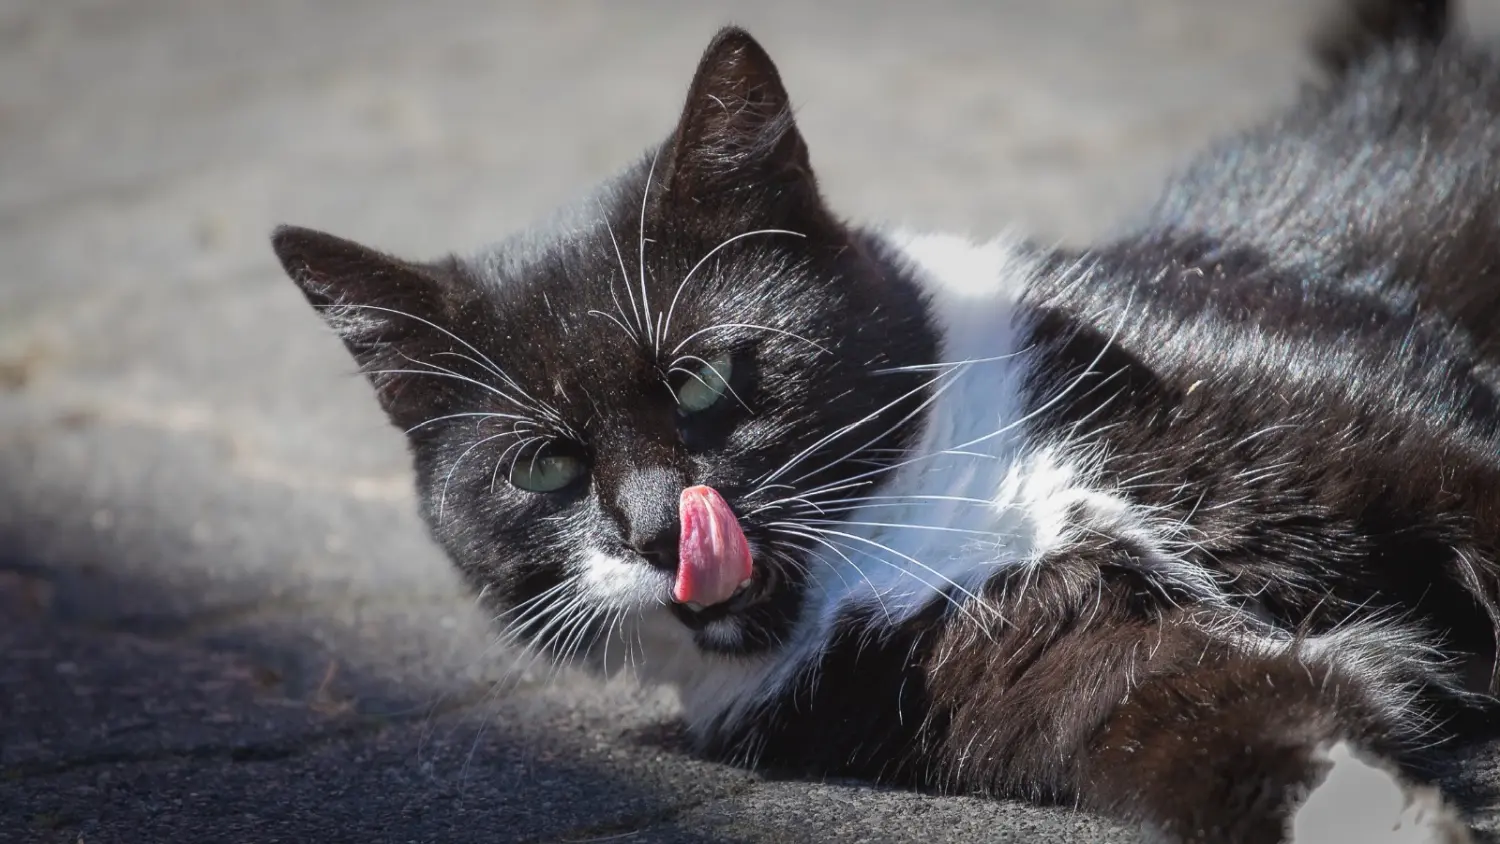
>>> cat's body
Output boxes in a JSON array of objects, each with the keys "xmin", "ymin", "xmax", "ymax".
[{"xmin": 273, "ymin": 1, "xmax": 1499, "ymax": 840}]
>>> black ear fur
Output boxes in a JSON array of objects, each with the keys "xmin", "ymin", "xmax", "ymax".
[
  {"xmin": 663, "ymin": 27, "xmax": 816, "ymax": 203},
  {"xmin": 271, "ymin": 224, "xmax": 465, "ymax": 428},
  {"xmin": 271, "ymin": 225, "xmax": 453, "ymax": 333}
]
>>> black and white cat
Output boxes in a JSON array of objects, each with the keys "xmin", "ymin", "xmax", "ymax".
[{"xmin": 271, "ymin": 1, "xmax": 1500, "ymax": 840}]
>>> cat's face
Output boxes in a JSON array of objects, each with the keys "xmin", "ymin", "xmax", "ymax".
[{"xmin": 272, "ymin": 28, "xmax": 936, "ymax": 662}]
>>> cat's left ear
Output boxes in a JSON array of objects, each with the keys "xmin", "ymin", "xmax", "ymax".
[
  {"xmin": 271, "ymin": 225, "xmax": 469, "ymax": 430},
  {"xmin": 663, "ymin": 27, "xmax": 818, "ymax": 206}
]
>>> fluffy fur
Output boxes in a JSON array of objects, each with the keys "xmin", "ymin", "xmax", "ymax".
[{"xmin": 272, "ymin": 2, "xmax": 1498, "ymax": 840}]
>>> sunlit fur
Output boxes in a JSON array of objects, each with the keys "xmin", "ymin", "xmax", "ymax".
[{"xmin": 274, "ymin": 3, "xmax": 1500, "ymax": 841}]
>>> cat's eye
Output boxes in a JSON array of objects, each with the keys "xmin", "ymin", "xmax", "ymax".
[
  {"xmin": 676, "ymin": 354, "xmax": 735, "ymax": 414},
  {"xmin": 508, "ymin": 448, "xmax": 585, "ymax": 493}
]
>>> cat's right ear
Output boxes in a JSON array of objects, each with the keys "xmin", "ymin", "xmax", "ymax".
[
  {"xmin": 271, "ymin": 224, "xmax": 461, "ymax": 427},
  {"xmin": 663, "ymin": 27, "xmax": 817, "ymax": 207}
]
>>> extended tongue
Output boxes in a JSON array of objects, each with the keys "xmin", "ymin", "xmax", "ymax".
[{"xmin": 675, "ymin": 485, "xmax": 754, "ymax": 607}]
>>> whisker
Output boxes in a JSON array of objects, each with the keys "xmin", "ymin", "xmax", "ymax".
[
  {"xmin": 660, "ymin": 229, "xmax": 807, "ymax": 350},
  {"xmin": 599, "ymin": 208, "xmax": 643, "ymax": 343},
  {"xmin": 427, "ymin": 350, "xmax": 555, "ymax": 415},
  {"xmin": 778, "ymin": 301, "xmax": 1132, "ymax": 504},
  {"xmin": 757, "ymin": 367, "xmax": 952, "ymax": 489},
  {"xmin": 439, "ymin": 431, "xmax": 520, "ymax": 522},
  {"xmin": 767, "ymin": 534, "xmax": 891, "ymax": 624},
  {"xmin": 870, "ymin": 346, "xmax": 1034, "ymax": 375},
  {"xmin": 639, "ymin": 148, "xmax": 661, "ymax": 352},
  {"xmin": 404, "ymin": 411, "xmax": 533, "ymax": 436},
  {"xmin": 491, "ymin": 579, "xmax": 574, "ymax": 625},
  {"xmin": 491, "ymin": 435, "xmax": 545, "ymax": 493},
  {"xmin": 801, "ymin": 518, "xmax": 1000, "ymax": 538},
  {"xmin": 778, "ymin": 522, "xmax": 991, "ymax": 613},
  {"xmin": 587, "ymin": 309, "xmax": 640, "ymax": 343},
  {"xmin": 671, "ymin": 322, "xmax": 831, "ymax": 357},
  {"xmin": 770, "ymin": 524, "xmax": 990, "ymax": 631},
  {"xmin": 670, "ymin": 353, "xmax": 751, "ymax": 412},
  {"xmin": 365, "ymin": 366, "xmax": 530, "ymax": 413},
  {"xmin": 328, "ymin": 302, "xmax": 532, "ymax": 397},
  {"xmin": 783, "ymin": 365, "xmax": 972, "ymax": 489}
]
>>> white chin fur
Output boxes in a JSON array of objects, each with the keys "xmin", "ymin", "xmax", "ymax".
[{"xmin": 1289, "ymin": 742, "xmax": 1471, "ymax": 844}]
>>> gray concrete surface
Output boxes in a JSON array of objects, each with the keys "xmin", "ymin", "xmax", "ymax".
[{"xmin": 6, "ymin": 1, "xmax": 1500, "ymax": 842}]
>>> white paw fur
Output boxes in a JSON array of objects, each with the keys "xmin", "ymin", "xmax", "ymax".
[{"xmin": 1289, "ymin": 742, "xmax": 1472, "ymax": 844}]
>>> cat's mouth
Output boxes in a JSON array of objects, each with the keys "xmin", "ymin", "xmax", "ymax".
[
  {"xmin": 669, "ymin": 563, "xmax": 778, "ymax": 630},
  {"xmin": 667, "ymin": 485, "xmax": 769, "ymax": 630}
]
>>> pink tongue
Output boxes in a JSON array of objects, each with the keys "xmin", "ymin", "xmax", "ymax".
[{"xmin": 675, "ymin": 485, "xmax": 754, "ymax": 607}]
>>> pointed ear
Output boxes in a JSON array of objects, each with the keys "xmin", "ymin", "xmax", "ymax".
[
  {"xmin": 664, "ymin": 27, "xmax": 816, "ymax": 203},
  {"xmin": 271, "ymin": 224, "xmax": 463, "ymax": 429}
]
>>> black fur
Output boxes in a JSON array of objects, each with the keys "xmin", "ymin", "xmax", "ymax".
[{"xmin": 273, "ymin": 3, "xmax": 1500, "ymax": 841}]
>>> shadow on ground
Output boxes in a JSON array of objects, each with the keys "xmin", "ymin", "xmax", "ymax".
[{"xmin": 0, "ymin": 453, "xmax": 764, "ymax": 843}]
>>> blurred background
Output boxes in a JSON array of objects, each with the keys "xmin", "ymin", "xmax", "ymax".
[{"xmin": 6, "ymin": 2, "xmax": 1500, "ymax": 842}]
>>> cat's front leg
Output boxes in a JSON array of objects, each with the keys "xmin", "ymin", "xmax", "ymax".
[
  {"xmin": 1287, "ymin": 742, "xmax": 1468, "ymax": 844},
  {"xmin": 1071, "ymin": 622, "xmax": 1474, "ymax": 844}
]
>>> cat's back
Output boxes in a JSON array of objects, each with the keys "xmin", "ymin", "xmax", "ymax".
[{"xmin": 1145, "ymin": 35, "xmax": 1500, "ymax": 368}]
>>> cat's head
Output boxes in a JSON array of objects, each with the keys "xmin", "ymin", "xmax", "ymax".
[{"xmin": 271, "ymin": 28, "xmax": 936, "ymax": 663}]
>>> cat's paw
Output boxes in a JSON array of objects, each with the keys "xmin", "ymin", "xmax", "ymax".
[{"xmin": 1288, "ymin": 742, "xmax": 1472, "ymax": 844}]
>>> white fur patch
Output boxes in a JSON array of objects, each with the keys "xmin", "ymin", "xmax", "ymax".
[
  {"xmin": 574, "ymin": 549, "xmax": 775, "ymax": 732},
  {"xmin": 576, "ymin": 548, "xmax": 673, "ymax": 611},
  {"xmin": 1290, "ymin": 742, "xmax": 1471, "ymax": 844},
  {"xmin": 815, "ymin": 230, "xmax": 1040, "ymax": 626},
  {"xmin": 616, "ymin": 609, "xmax": 774, "ymax": 734}
]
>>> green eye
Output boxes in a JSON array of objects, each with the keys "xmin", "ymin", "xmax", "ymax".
[
  {"xmin": 676, "ymin": 354, "xmax": 734, "ymax": 414},
  {"xmin": 508, "ymin": 450, "xmax": 584, "ymax": 493}
]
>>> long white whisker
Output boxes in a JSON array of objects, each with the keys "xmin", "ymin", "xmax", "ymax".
[
  {"xmin": 802, "ymin": 518, "xmax": 999, "ymax": 538},
  {"xmin": 586, "ymin": 309, "xmax": 639, "ymax": 343},
  {"xmin": 748, "ymin": 488, "xmax": 990, "ymax": 518},
  {"xmin": 784, "ymin": 363, "xmax": 972, "ymax": 488},
  {"xmin": 404, "ymin": 411, "xmax": 533, "ymax": 436},
  {"xmin": 671, "ymin": 323, "xmax": 831, "ymax": 357},
  {"xmin": 870, "ymin": 347, "xmax": 1034, "ymax": 375},
  {"xmin": 818, "ymin": 493, "xmax": 994, "ymax": 507},
  {"xmin": 426, "ymin": 350, "xmax": 550, "ymax": 414},
  {"xmin": 767, "ymin": 533, "xmax": 891, "ymax": 624},
  {"xmin": 778, "ymin": 299, "xmax": 1133, "ymax": 502},
  {"xmin": 670, "ymin": 354, "xmax": 750, "ymax": 412},
  {"xmin": 365, "ymin": 365, "xmax": 530, "ymax": 412},
  {"xmin": 759, "ymin": 366, "xmax": 955, "ymax": 489},
  {"xmin": 492, "ymin": 579, "xmax": 574, "ymax": 625},
  {"xmin": 770, "ymin": 524, "xmax": 989, "ymax": 630},
  {"xmin": 780, "ymin": 523, "xmax": 991, "ymax": 615},
  {"xmin": 639, "ymin": 148, "xmax": 660, "ymax": 352},
  {"xmin": 439, "ymin": 431, "xmax": 519, "ymax": 522},
  {"xmin": 599, "ymin": 211, "xmax": 643, "ymax": 342},
  {"xmin": 329, "ymin": 302, "xmax": 523, "ymax": 394},
  {"xmin": 660, "ymin": 229, "xmax": 806, "ymax": 349},
  {"xmin": 402, "ymin": 352, "xmax": 568, "ymax": 434},
  {"xmin": 491, "ymin": 435, "xmax": 544, "ymax": 493}
]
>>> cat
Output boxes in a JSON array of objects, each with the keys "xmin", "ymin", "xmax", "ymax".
[{"xmin": 271, "ymin": 0, "xmax": 1500, "ymax": 841}]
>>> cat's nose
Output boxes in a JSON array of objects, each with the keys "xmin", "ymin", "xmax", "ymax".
[
  {"xmin": 613, "ymin": 466, "xmax": 686, "ymax": 573},
  {"xmin": 629, "ymin": 526, "xmax": 681, "ymax": 573}
]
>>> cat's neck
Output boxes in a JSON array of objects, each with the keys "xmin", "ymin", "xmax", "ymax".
[{"xmin": 798, "ymin": 230, "xmax": 1045, "ymax": 625}]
